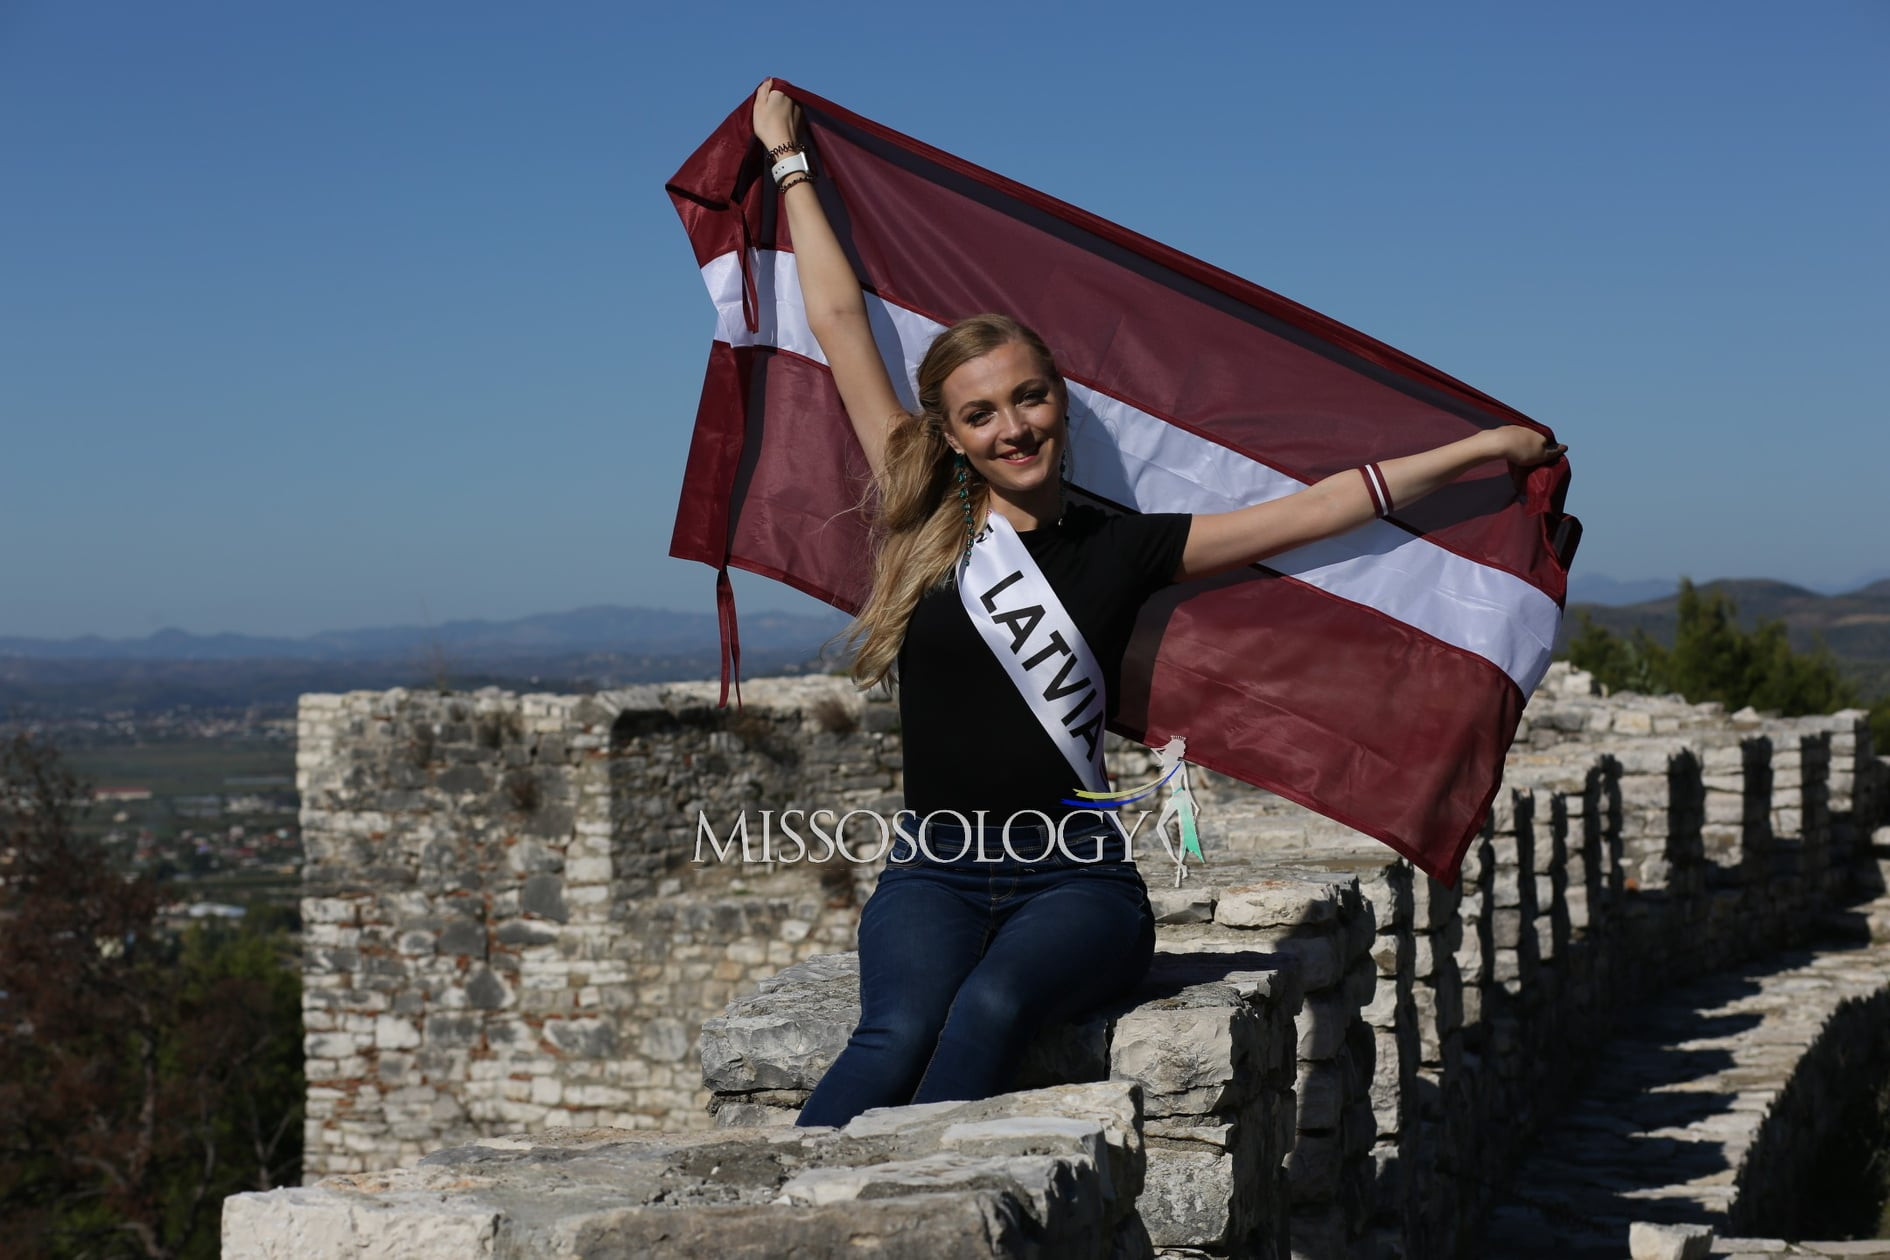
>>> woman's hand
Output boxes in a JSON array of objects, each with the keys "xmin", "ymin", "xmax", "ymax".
[
  {"xmin": 753, "ymin": 78, "xmax": 801, "ymax": 153},
  {"xmin": 1488, "ymin": 425, "xmax": 1567, "ymax": 468},
  {"xmin": 1179, "ymin": 423, "xmax": 1568, "ymax": 580}
]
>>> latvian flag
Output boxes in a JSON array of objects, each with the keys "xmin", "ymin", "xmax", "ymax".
[{"xmin": 665, "ymin": 82, "xmax": 1578, "ymax": 884}]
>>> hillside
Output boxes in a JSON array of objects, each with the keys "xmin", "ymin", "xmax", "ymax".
[{"xmin": 1563, "ymin": 579, "xmax": 1890, "ymax": 699}]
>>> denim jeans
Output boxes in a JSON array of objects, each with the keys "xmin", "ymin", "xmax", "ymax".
[{"xmin": 795, "ymin": 816, "xmax": 1156, "ymax": 1128}]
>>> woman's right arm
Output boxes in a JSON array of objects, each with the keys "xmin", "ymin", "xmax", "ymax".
[{"xmin": 753, "ymin": 80, "xmax": 902, "ymax": 482}]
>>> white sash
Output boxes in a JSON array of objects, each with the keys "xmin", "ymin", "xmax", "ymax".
[{"xmin": 956, "ymin": 513, "xmax": 1109, "ymax": 794}]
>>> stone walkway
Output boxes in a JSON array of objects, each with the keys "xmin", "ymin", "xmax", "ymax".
[{"xmin": 1484, "ymin": 900, "xmax": 1890, "ymax": 1258}]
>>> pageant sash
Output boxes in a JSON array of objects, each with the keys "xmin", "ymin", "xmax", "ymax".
[{"xmin": 956, "ymin": 514, "xmax": 1109, "ymax": 795}]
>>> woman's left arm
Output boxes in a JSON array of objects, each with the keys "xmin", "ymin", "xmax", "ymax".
[{"xmin": 1176, "ymin": 425, "xmax": 1565, "ymax": 581}]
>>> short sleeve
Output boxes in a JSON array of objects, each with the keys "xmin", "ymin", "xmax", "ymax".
[{"xmin": 1098, "ymin": 510, "xmax": 1192, "ymax": 600}]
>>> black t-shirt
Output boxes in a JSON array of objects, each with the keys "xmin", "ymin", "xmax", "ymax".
[{"xmin": 897, "ymin": 505, "xmax": 1193, "ymax": 822}]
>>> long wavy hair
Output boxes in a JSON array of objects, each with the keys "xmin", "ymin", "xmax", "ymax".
[{"xmin": 845, "ymin": 314, "xmax": 1065, "ymax": 688}]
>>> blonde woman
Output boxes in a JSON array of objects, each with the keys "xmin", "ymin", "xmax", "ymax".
[{"xmin": 751, "ymin": 82, "xmax": 1564, "ymax": 1127}]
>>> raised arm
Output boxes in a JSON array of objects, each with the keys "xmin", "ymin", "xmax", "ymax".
[
  {"xmin": 1177, "ymin": 427, "xmax": 1566, "ymax": 581},
  {"xmin": 752, "ymin": 80, "xmax": 903, "ymax": 482}
]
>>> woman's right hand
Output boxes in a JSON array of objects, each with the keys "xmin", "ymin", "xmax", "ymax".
[
  {"xmin": 1488, "ymin": 425, "xmax": 1567, "ymax": 468},
  {"xmin": 753, "ymin": 79, "xmax": 801, "ymax": 153}
]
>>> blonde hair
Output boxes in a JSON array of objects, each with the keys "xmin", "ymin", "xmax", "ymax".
[{"xmin": 845, "ymin": 314, "xmax": 1064, "ymax": 687}]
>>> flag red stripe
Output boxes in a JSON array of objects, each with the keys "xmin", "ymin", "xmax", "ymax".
[
  {"xmin": 665, "ymin": 88, "xmax": 1579, "ymax": 882},
  {"xmin": 686, "ymin": 351, "xmax": 1515, "ymax": 879},
  {"xmin": 688, "ymin": 82, "xmax": 1573, "ymax": 602},
  {"xmin": 1135, "ymin": 574, "xmax": 1519, "ymax": 880}
]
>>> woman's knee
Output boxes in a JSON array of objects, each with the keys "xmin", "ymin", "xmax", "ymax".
[
  {"xmin": 941, "ymin": 972, "xmax": 1034, "ymax": 1041},
  {"xmin": 854, "ymin": 1004, "xmax": 948, "ymax": 1063}
]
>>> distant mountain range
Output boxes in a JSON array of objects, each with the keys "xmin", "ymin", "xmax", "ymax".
[
  {"xmin": 1565, "ymin": 578, "xmax": 1890, "ymax": 698},
  {"xmin": 6, "ymin": 579, "xmax": 1888, "ymax": 718},
  {"xmin": 0, "ymin": 605, "xmax": 850, "ymax": 663},
  {"xmin": 0, "ymin": 605, "xmax": 853, "ymax": 717},
  {"xmin": 1567, "ymin": 572, "xmax": 1890, "ymax": 607}
]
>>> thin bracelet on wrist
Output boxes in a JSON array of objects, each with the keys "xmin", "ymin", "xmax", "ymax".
[
  {"xmin": 1357, "ymin": 462, "xmax": 1393, "ymax": 516},
  {"xmin": 777, "ymin": 172, "xmax": 815, "ymax": 194}
]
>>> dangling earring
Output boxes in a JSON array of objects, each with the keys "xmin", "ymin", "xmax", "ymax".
[
  {"xmin": 1058, "ymin": 451, "xmax": 1070, "ymax": 525},
  {"xmin": 955, "ymin": 452, "xmax": 975, "ymax": 564}
]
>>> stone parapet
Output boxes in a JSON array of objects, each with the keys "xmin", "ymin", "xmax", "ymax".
[
  {"xmin": 1487, "ymin": 901, "xmax": 1890, "ymax": 1256},
  {"xmin": 283, "ymin": 663, "xmax": 1890, "ymax": 1256},
  {"xmin": 226, "ymin": 1081, "xmax": 1149, "ymax": 1258},
  {"xmin": 297, "ymin": 678, "xmax": 893, "ymax": 1174},
  {"xmin": 705, "ymin": 949, "xmax": 1303, "ymax": 1257},
  {"xmin": 695, "ymin": 665, "xmax": 1890, "ymax": 1257}
]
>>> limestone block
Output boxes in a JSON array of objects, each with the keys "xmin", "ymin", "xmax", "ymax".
[
  {"xmin": 1139, "ymin": 1144, "xmax": 1231, "ymax": 1249},
  {"xmin": 1285, "ymin": 1130, "xmax": 1338, "ymax": 1204},
  {"xmin": 1111, "ymin": 1006, "xmax": 1259, "ymax": 1117},
  {"xmin": 1296, "ymin": 990, "xmax": 1352, "ymax": 1062},
  {"xmin": 306, "ymin": 1033, "xmax": 360, "ymax": 1060},
  {"xmin": 1627, "ymin": 1221, "xmax": 1712, "ymax": 1260},
  {"xmin": 222, "ymin": 1187, "xmax": 502, "ymax": 1259},
  {"xmin": 1148, "ymin": 886, "xmax": 1217, "ymax": 924},
  {"xmin": 230, "ymin": 1105, "xmax": 1131, "ymax": 1258},
  {"xmin": 1409, "ymin": 874, "xmax": 1460, "ymax": 930},
  {"xmin": 1216, "ymin": 880, "xmax": 1341, "ymax": 930},
  {"xmin": 1343, "ymin": 958, "xmax": 1376, "ymax": 1011},
  {"xmin": 374, "ymin": 1017, "xmax": 421, "ymax": 1051},
  {"xmin": 1295, "ymin": 1058, "xmax": 1344, "ymax": 1131},
  {"xmin": 700, "ymin": 955, "xmax": 857, "ymax": 1093},
  {"xmin": 638, "ymin": 1017, "xmax": 693, "ymax": 1063},
  {"xmin": 1359, "ymin": 971, "xmax": 1402, "ymax": 1029},
  {"xmin": 1260, "ymin": 932, "xmax": 1345, "ymax": 992}
]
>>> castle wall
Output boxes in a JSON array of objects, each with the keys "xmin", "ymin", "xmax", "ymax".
[
  {"xmin": 296, "ymin": 677, "xmax": 895, "ymax": 1174},
  {"xmin": 291, "ymin": 666, "xmax": 1890, "ymax": 1257}
]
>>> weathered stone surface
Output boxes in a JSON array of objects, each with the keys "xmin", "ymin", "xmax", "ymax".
[
  {"xmin": 1139, "ymin": 1145, "xmax": 1230, "ymax": 1248},
  {"xmin": 294, "ymin": 663, "xmax": 1890, "ymax": 1260},
  {"xmin": 699, "ymin": 953, "xmax": 858, "ymax": 1093},
  {"xmin": 1215, "ymin": 879, "xmax": 1341, "ymax": 931},
  {"xmin": 298, "ymin": 681, "xmax": 888, "ymax": 1173},
  {"xmin": 1148, "ymin": 886, "xmax": 1217, "ymax": 924},
  {"xmin": 1112, "ymin": 1006, "xmax": 1256, "ymax": 1117},
  {"xmin": 226, "ymin": 1083, "xmax": 1147, "ymax": 1259},
  {"xmin": 1630, "ymin": 1220, "xmax": 1713, "ymax": 1260}
]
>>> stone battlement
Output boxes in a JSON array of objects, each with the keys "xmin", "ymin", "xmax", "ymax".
[{"xmin": 263, "ymin": 665, "xmax": 1890, "ymax": 1257}]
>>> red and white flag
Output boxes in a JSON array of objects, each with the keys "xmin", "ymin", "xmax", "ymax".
[{"xmin": 665, "ymin": 82, "xmax": 1578, "ymax": 884}]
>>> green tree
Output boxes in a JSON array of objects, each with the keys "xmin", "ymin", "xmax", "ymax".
[
  {"xmin": 1566, "ymin": 611, "xmax": 1670, "ymax": 696},
  {"xmin": 0, "ymin": 735, "xmax": 303, "ymax": 1259},
  {"xmin": 1564, "ymin": 579, "xmax": 1860, "ymax": 720},
  {"xmin": 1666, "ymin": 581, "xmax": 1755, "ymax": 705}
]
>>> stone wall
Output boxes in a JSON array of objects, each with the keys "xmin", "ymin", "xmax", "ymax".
[
  {"xmin": 227, "ymin": 1081, "xmax": 1151, "ymax": 1259},
  {"xmin": 702, "ymin": 944, "xmax": 1305, "ymax": 1256},
  {"xmin": 291, "ymin": 665, "xmax": 1890, "ymax": 1256},
  {"xmin": 297, "ymin": 676, "xmax": 898, "ymax": 1174},
  {"xmin": 702, "ymin": 666, "xmax": 1890, "ymax": 1256}
]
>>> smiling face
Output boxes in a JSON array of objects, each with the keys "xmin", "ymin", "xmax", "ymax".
[{"xmin": 939, "ymin": 339, "xmax": 1068, "ymax": 511}]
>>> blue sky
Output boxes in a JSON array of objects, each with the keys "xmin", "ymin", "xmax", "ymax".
[{"xmin": 2, "ymin": 2, "xmax": 1885, "ymax": 638}]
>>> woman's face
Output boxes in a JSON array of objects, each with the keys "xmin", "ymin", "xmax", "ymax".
[{"xmin": 939, "ymin": 340, "xmax": 1067, "ymax": 504}]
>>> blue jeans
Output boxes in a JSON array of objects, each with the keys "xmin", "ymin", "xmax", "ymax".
[{"xmin": 796, "ymin": 816, "xmax": 1156, "ymax": 1128}]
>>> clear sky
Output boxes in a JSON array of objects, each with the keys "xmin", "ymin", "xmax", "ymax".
[{"xmin": 2, "ymin": 1, "xmax": 1885, "ymax": 639}]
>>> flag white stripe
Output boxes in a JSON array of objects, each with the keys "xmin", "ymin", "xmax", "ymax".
[
  {"xmin": 702, "ymin": 249, "xmax": 1559, "ymax": 693},
  {"xmin": 1366, "ymin": 464, "xmax": 1391, "ymax": 515}
]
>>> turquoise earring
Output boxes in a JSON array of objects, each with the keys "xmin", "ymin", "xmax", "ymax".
[{"xmin": 955, "ymin": 452, "xmax": 975, "ymax": 563}]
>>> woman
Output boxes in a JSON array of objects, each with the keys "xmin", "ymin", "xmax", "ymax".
[{"xmin": 750, "ymin": 82, "xmax": 1563, "ymax": 1128}]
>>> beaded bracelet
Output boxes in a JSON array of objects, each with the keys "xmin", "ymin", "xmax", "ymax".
[{"xmin": 777, "ymin": 172, "xmax": 815, "ymax": 194}]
